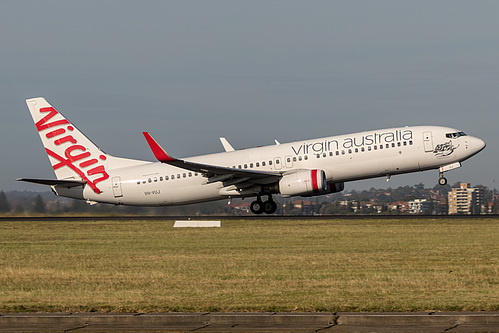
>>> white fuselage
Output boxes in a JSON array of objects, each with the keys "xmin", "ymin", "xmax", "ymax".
[{"xmin": 55, "ymin": 125, "xmax": 485, "ymax": 206}]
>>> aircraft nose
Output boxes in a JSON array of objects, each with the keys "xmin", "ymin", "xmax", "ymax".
[{"xmin": 471, "ymin": 136, "xmax": 486, "ymax": 153}]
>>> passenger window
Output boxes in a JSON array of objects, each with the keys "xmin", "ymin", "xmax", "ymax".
[
  {"xmin": 298, "ymin": 156, "xmax": 302, "ymax": 161},
  {"xmin": 317, "ymin": 154, "xmax": 320, "ymax": 158},
  {"xmin": 148, "ymin": 178, "xmax": 152, "ymax": 183},
  {"xmin": 183, "ymin": 173, "xmax": 186, "ymax": 178},
  {"xmin": 189, "ymin": 172, "xmax": 192, "ymax": 177},
  {"xmin": 403, "ymin": 142, "xmax": 407, "ymax": 146},
  {"xmin": 323, "ymin": 153, "xmax": 326, "ymax": 157},
  {"xmin": 244, "ymin": 164, "xmax": 248, "ymax": 169},
  {"xmin": 368, "ymin": 146, "xmax": 371, "ymax": 151},
  {"xmin": 380, "ymin": 145, "xmax": 383, "ymax": 149},
  {"xmin": 262, "ymin": 161, "xmax": 266, "ymax": 166},
  {"xmin": 154, "ymin": 177, "xmax": 158, "ymax": 182},
  {"xmin": 361, "ymin": 147, "xmax": 365, "ymax": 152},
  {"xmin": 177, "ymin": 174, "xmax": 181, "ymax": 179},
  {"xmin": 374, "ymin": 146, "xmax": 377, "ymax": 150},
  {"xmin": 256, "ymin": 162, "xmax": 260, "ymax": 167},
  {"xmin": 195, "ymin": 173, "xmax": 198, "ymax": 176},
  {"xmin": 409, "ymin": 141, "xmax": 413, "ymax": 145},
  {"xmin": 269, "ymin": 161, "xmax": 273, "ymax": 165},
  {"xmin": 165, "ymin": 176, "xmax": 169, "ymax": 180},
  {"xmin": 336, "ymin": 151, "xmax": 339, "ymax": 155},
  {"xmin": 304, "ymin": 155, "xmax": 308, "ymax": 160},
  {"xmin": 397, "ymin": 142, "xmax": 401, "ymax": 147},
  {"xmin": 287, "ymin": 157, "xmax": 291, "ymax": 162},
  {"xmin": 275, "ymin": 160, "xmax": 280, "ymax": 164},
  {"xmin": 341, "ymin": 150, "xmax": 345, "ymax": 155},
  {"xmin": 293, "ymin": 157, "xmax": 297, "ymax": 162},
  {"xmin": 250, "ymin": 163, "xmax": 253, "ymax": 168},
  {"xmin": 392, "ymin": 143, "xmax": 395, "ymax": 148},
  {"xmin": 238, "ymin": 165, "xmax": 242, "ymax": 169},
  {"xmin": 137, "ymin": 180, "xmax": 140, "ymax": 185}
]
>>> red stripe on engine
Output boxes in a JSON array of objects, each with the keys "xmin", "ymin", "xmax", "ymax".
[{"xmin": 311, "ymin": 169, "xmax": 319, "ymax": 192}]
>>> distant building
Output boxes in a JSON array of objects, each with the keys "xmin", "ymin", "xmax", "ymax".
[
  {"xmin": 408, "ymin": 198, "xmax": 428, "ymax": 214},
  {"xmin": 389, "ymin": 201, "xmax": 409, "ymax": 213},
  {"xmin": 289, "ymin": 200, "xmax": 314, "ymax": 209},
  {"xmin": 448, "ymin": 183, "xmax": 484, "ymax": 215},
  {"xmin": 229, "ymin": 202, "xmax": 250, "ymax": 213}
]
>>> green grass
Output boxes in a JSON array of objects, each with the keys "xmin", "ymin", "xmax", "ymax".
[{"xmin": 0, "ymin": 218, "xmax": 498, "ymax": 312}]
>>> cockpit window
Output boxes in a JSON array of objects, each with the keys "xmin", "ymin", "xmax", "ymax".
[{"xmin": 446, "ymin": 132, "xmax": 467, "ymax": 139}]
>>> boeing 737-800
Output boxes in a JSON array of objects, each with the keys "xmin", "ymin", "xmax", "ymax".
[{"xmin": 18, "ymin": 97, "xmax": 486, "ymax": 214}]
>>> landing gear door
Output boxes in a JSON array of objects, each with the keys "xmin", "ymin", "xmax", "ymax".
[
  {"xmin": 423, "ymin": 131, "xmax": 433, "ymax": 152},
  {"xmin": 112, "ymin": 176, "xmax": 123, "ymax": 198}
]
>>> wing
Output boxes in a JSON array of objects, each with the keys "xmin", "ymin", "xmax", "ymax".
[{"xmin": 143, "ymin": 132, "xmax": 281, "ymax": 191}]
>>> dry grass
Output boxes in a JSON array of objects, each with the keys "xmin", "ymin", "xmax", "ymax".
[{"xmin": 0, "ymin": 218, "xmax": 498, "ymax": 312}]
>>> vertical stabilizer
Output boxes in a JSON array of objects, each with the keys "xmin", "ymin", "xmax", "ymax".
[{"xmin": 26, "ymin": 97, "xmax": 110, "ymax": 194}]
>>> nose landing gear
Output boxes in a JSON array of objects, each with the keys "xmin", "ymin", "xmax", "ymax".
[
  {"xmin": 250, "ymin": 195, "xmax": 278, "ymax": 214},
  {"xmin": 438, "ymin": 172, "xmax": 448, "ymax": 186}
]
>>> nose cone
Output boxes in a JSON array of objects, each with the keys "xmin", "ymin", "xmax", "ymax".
[{"xmin": 471, "ymin": 136, "xmax": 486, "ymax": 154}]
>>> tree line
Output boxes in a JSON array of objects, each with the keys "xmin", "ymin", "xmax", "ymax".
[{"xmin": 1, "ymin": 182, "xmax": 498, "ymax": 216}]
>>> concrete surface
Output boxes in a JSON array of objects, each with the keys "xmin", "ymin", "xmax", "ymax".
[{"xmin": 0, "ymin": 312, "xmax": 498, "ymax": 332}]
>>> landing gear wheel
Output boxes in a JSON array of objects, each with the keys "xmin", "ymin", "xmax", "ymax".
[
  {"xmin": 263, "ymin": 199, "xmax": 278, "ymax": 214},
  {"xmin": 250, "ymin": 200, "xmax": 264, "ymax": 214},
  {"xmin": 438, "ymin": 177, "xmax": 447, "ymax": 186}
]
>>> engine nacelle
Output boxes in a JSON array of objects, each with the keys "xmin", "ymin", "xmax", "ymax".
[
  {"xmin": 279, "ymin": 169, "xmax": 327, "ymax": 197},
  {"xmin": 301, "ymin": 182, "xmax": 345, "ymax": 197}
]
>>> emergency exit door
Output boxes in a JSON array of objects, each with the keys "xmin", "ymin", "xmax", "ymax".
[{"xmin": 112, "ymin": 176, "xmax": 123, "ymax": 197}]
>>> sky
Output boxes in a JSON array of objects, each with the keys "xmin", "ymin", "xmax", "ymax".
[{"xmin": 1, "ymin": 1, "xmax": 498, "ymax": 193}]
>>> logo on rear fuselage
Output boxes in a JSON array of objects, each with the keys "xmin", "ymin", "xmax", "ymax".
[{"xmin": 35, "ymin": 107, "xmax": 109, "ymax": 194}]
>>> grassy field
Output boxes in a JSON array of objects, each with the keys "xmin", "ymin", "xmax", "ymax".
[{"xmin": 0, "ymin": 218, "xmax": 498, "ymax": 313}]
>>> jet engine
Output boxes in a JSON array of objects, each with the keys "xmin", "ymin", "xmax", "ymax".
[
  {"xmin": 279, "ymin": 169, "xmax": 327, "ymax": 197},
  {"xmin": 301, "ymin": 182, "xmax": 345, "ymax": 197}
]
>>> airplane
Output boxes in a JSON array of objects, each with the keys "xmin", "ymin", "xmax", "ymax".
[{"xmin": 18, "ymin": 97, "xmax": 486, "ymax": 214}]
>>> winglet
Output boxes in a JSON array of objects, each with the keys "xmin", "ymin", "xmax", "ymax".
[{"xmin": 143, "ymin": 132, "xmax": 176, "ymax": 162}]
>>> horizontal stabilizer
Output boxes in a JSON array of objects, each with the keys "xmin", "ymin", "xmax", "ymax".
[{"xmin": 17, "ymin": 178, "xmax": 86, "ymax": 188}]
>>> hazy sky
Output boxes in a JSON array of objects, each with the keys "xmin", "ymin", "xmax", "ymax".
[{"xmin": 1, "ymin": 1, "xmax": 498, "ymax": 192}]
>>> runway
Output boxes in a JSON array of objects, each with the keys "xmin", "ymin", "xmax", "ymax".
[
  {"xmin": 1, "ymin": 214, "xmax": 498, "ymax": 222},
  {"xmin": 1, "ymin": 312, "xmax": 498, "ymax": 332}
]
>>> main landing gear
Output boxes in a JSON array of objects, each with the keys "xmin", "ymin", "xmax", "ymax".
[
  {"xmin": 250, "ymin": 195, "xmax": 278, "ymax": 214},
  {"xmin": 438, "ymin": 172, "xmax": 448, "ymax": 186}
]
